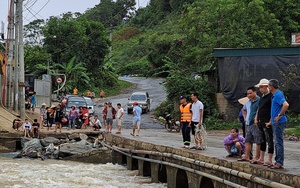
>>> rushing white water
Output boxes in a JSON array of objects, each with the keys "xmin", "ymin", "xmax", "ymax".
[{"xmin": 0, "ymin": 158, "xmax": 167, "ymax": 188}]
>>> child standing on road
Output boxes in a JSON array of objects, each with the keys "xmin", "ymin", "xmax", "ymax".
[
  {"xmin": 116, "ymin": 103, "xmax": 124, "ymax": 134},
  {"xmin": 224, "ymin": 128, "xmax": 245, "ymax": 157}
]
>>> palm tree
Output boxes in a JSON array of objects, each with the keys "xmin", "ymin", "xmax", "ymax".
[{"xmin": 52, "ymin": 56, "xmax": 90, "ymax": 92}]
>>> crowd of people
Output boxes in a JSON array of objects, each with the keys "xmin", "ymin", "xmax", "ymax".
[
  {"xmin": 229, "ymin": 79, "xmax": 288, "ymax": 170},
  {"xmin": 15, "ymin": 80, "xmax": 289, "ymax": 170},
  {"xmin": 14, "ymin": 89, "xmax": 142, "ymax": 139},
  {"xmin": 178, "ymin": 79, "xmax": 288, "ymax": 170}
]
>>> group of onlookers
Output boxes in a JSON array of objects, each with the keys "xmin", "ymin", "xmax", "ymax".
[{"xmin": 224, "ymin": 78, "xmax": 288, "ymax": 170}]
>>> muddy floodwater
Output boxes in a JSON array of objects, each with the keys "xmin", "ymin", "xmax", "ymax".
[{"xmin": 0, "ymin": 157, "xmax": 166, "ymax": 188}]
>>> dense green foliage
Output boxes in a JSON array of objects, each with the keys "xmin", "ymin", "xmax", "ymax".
[
  {"xmin": 21, "ymin": 0, "xmax": 300, "ymax": 119},
  {"xmin": 110, "ymin": 0, "xmax": 300, "ymax": 119}
]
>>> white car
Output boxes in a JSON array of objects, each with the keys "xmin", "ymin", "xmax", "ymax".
[
  {"xmin": 84, "ymin": 97, "xmax": 95, "ymax": 115},
  {"xmin": 127, "ymin": 92, "xmax": 150, "ymax": 114}
]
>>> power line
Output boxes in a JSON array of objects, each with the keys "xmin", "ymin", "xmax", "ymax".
[{"xmin": 27, "ymin": 0, "xmax": 50, "ymax": 21}]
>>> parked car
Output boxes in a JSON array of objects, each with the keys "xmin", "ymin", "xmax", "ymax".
[
  {"xmin": 64, "ymin": 96, "xmax": 87, "ymax": 116},
  {"xmin": 84, "ymin": 97, "xmax": 95, "ymax": 115},
  {"xmin": 127, "ymin": 92, "xmax": 150, "ymax": 114}
]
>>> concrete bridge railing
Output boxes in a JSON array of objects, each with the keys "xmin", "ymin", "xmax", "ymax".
[{"xmin": 105, "ymin": 134, "xmax": 299, "ymax": 188}]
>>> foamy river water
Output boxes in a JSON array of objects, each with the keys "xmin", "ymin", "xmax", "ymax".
[{"xmin": 0, "ymin": 157, "xmax": 167, "ymax": 188}]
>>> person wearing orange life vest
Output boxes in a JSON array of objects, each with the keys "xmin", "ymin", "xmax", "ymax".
[{"xmin": 179, "ymin": 96, "xmax": 192, "ymax": 149}]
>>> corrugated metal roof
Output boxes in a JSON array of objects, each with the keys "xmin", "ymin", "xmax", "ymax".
[{"xmin": 214, "ymin": 47, "xmax": 300, "ymax": 57}]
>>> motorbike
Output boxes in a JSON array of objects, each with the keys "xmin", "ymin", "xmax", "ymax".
[{"xmin": 164, "ymin": 114, "xmax": 181, "ymax": 132}]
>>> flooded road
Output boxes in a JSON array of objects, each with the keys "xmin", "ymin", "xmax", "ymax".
[
  {"xmin": 0, "ymin": 157, "xmax": 166, "ymax": 188},
  {"xmin": 94, "ymin": 77, "xmax": 167, "ymax": 129}
]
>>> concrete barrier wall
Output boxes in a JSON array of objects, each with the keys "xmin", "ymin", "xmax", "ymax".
[{"xmin": 105, "ymin": 134, "xmax": 300, "ymax": 188}]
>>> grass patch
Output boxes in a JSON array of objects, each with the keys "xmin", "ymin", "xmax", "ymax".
[
  {"xmin": 285, "ymin": 126, "xmax": 300, "ymax": 136},
  {"xmin": 104, "ymin": 79, "xmax": 134, "ymax": 97}
]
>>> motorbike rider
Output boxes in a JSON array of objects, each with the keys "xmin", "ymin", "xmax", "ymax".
[{"xmin": 179, "ymin": 96, "xmax": 192, "ymax": 149}]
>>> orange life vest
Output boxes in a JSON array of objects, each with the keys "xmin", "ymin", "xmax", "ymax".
[{"xmin": 180, "ymin": 103, "xmax": 192, "ymax": 122}]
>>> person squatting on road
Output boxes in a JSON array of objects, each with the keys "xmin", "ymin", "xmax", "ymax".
[
  {"xmin": 224, "ymin": 128, "xmax": 245, "ymax": 157},
  {"xmin": 179, "ymin": 96, "xmax": 192, "ymax": 149},
  {"xmin": 190, "ymin": 93, "xmax": 205, "ymax": 150},
  {"xmin": 253, "ymin": 79, "xmax": 274, "ymax": 166},
  {"xmin": 12, "ymin": 116, "xmax": 22, "ymax": 131},
  {"xmin": 23, "ymin": 119, "xmax": 32, "ymax": 138},
  {"xmin": 131, "ymin": 101, "xmax": 142, "ymax": 136},
  {"xmin": 32, "ymin": 119, "xmax": 40, "ymax": 138},
  {"xmin": 116, "ymin": 103, "xmax": 124, "ymax": 134},
  {"xmin": 238, "ymin": 86, "xmax": 262, "ymax": 162},
  {"xmin": 268, "ymin": 79, "xmax": 289, "ymax": 169}
]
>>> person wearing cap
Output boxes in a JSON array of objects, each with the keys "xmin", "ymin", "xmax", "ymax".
[
  {"xmin": 179, "ymin": 96, "xmax": 192, "ymax": 149},
  {"xmin": 40, "ymin": 103, "xmax": 47, "ymax": 129},
  {"xmin": 190, "ymin": 92, "xmax": 205, "ymax": 150},
  {"xmin": 237, "ymin": 97, "xmax": 248, "ymax": 138},
  {"xmin": 268, "ymin": 79, "xmax": 289, "ymax": 169},
  {"xmin": 68, "ymin": 104, "xmax": 79, "ymax": 130},
  {"xmin": 81, "ymin": 105, "xmax": 89, "ymax": 129},
  {"xmin": 252, "ymin": 79, "xmax": 274, "ymax": 166},
  {"xmin": 238, "ymin": 86, "xmax": 262, "ymax": 162},
  {"xmin": 131, "ymin": 101, "xmax": 142, "ymax": 136}
]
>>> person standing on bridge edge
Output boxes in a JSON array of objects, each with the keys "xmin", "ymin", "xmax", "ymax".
[
  {"xmin": 253, "ymin": 79, "xmax": 274, "ymax": 166},
  {"xmin": 179, "ymin": 96, "xmax": 192, "ymax": 149},
  {"xmin": 190, "ymin": 93, "xmax": 205, "ymax": 150},
  {"xmin": 268, "ymin": 79, "xmax": 289, "ymax": 169},
  {"xmin": 238, "ymin": 86, "xmax": 262, "ymax": 162},
  {"xmin": 131, "ymin": 101, "xmax": 142, "ymax": 136}
]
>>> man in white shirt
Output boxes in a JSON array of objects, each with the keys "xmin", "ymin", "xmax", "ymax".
[
  {"xmin": 91, "ymin": 115, "xmax": 102, "ymax": 131},
  {"xmin": 116, "ymin": 103, "xmax": 124, "ymax": 134},
  {"xmin": 190, "ymin": 93, "xmax": 204, "ymax": 150}
]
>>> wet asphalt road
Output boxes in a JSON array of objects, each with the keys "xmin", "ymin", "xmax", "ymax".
[{"xmin": 93, "ymin": 77, "xmax": 167, "ymax": 129}]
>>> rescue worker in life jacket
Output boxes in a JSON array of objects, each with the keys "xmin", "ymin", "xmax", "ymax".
[{"xmin": 179, "ymin": 96, "xmax": 192, "ymax": 149}]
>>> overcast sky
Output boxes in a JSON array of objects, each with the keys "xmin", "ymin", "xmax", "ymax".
[{"xmin": 0, "ymin": 0, "xmax": 149, "ymax": 34}]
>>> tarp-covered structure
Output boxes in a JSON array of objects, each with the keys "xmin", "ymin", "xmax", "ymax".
[{"xmin": 215, "ymin": 47, "xmax": 300, "ymax": 113}]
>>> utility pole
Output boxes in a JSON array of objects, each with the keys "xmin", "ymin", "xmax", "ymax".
[
  {"xmin": 7, "ymin": 0, "xmax": 15, "ymax": 109},
  {"xmin": 14, "ymin": 0, "xmax": 19, "ymax": 112},
  {"xmin": 109, "ymin": 24, "xmax": 113, "ymax": 60},
  {"xmin": 16, "ymin": 0, "xmax": 25, "ymax": 120}
]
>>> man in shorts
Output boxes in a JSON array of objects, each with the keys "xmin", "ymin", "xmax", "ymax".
[
  {"xmin": 116, "ymin": 103, "xmax": 124, "ymax": 134},
  {"xmin": 238, "ymin": 86, "xmax": 262, "ymax": 162},
  {"xmin": 131, "ymin": 101, "xmax": 142, "ymax": 136}
]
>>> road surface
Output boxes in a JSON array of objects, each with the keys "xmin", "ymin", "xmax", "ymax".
[{"xmin": 94, "ymin": 77, "xmax": 167, "ymax": 129}]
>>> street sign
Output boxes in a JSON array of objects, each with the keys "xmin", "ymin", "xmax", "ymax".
[{"xmin": 56, "ymin": 77, "xmax": 62, "ymax": 84}]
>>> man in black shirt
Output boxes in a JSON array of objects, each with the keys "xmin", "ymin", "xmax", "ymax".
[{"xmin": 253, "ymin": 79, "xmax": 274, "ymax": 166}]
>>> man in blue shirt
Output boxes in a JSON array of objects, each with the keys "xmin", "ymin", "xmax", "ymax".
[
  {"xmin": 268, "ymin": 79, "xmax": 289, "ymax": 169},
  {"xmin": 131, "ymin": 101, "xmax": 142, "ymax": 136}
]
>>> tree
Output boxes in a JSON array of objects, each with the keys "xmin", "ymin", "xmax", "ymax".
[
  {"xmin": 83, "ymin": 0, "xmax": 136, "ymax": 27},
  {"xmin": 52, "ymin": 56, "xmax": 90, "ymax": 92},
  {"xmin": 24, "ymin": 19, "xmax": 45, "ymax": 46}
]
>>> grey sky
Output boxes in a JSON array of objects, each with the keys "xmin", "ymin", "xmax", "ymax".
[{"xmin": 1, "ymin": 0, "xmax": 149, "ymax": 34}]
